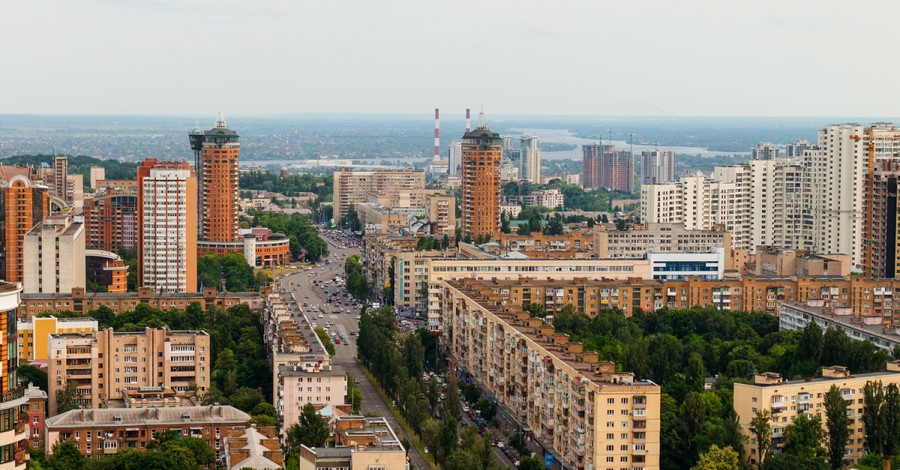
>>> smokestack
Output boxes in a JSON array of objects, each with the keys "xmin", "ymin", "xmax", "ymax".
[
  {"xmin": 465, "ymin": 108, "xmax": 471, "ymax": 133},
  {"xmin": 434, "ymin": 108, "xmax": 440, "ymax": 162}
]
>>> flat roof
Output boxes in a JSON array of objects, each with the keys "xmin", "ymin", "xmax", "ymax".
[{"xmin": 781, "ymin": 302, "xmax": 900, "ymax": 346}]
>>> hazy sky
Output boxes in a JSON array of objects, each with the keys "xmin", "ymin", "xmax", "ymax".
[{"xmin": 3, "ymin": 0, "xmax": 898, "ymax": 116}]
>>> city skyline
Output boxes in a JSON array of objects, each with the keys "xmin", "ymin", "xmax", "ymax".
[{"xmin": 3, "ymin": 1, "xmax": 900, "ymax": 116}]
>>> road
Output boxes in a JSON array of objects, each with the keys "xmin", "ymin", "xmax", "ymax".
[{"xmin": 275, "ymin": 232, "xmax": 430, "ymax": 470}]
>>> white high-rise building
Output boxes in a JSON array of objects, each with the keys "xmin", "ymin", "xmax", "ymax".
[
  {"xmin": 804, "ymin": 124, "xmax": 866, "ymax": 267},
  {"xmin": 138, "ymin": 163, "xmax": 197, "ymax": 293},
  {"xmin": 641, "ymin": 149, "xmax": 676, "ymax": 184},
  {"xmin": 519, "ymin": 135, "xmax": 541, "ymax": 183},
  {"xmin": 448, "ymin": 141, "xmax": 462, "ymax": 177},
  {"xmin": 751, "ymin": 142, "xmax": 779, "ymax": 160},
  {"xmin": 750, "ymin": 159, "xmax": 812, "ymax": 250}
]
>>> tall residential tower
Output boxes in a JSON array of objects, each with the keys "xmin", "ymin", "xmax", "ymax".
[
  {"xmin": 460, "ymin": 112, "xmax": 502, "ymax": 240},
  {"xmin": 190, "ymin": 112, "xmax": 240, "ymax": 243}
]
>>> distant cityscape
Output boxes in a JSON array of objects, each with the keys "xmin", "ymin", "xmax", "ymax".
[{"xmin": 1, "ymin": 110, "xmax": 900, "ymax": 470}]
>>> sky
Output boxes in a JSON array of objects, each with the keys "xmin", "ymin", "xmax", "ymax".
[{"xmin": 2, "ymin": 0, "xmax": 898, "ymax": 117}]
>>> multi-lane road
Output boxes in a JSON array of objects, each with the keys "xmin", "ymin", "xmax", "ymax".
[{"xmin": 274, "ymin": 233, "xmax": 430, "ymax": 470}]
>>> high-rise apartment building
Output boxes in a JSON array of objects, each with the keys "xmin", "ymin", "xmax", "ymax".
[
  {"xmin": 600, "ymin": 148, "xmax": 634, "ymax": 193},
  {"xmin": 23, "ymin": 214, "xmax": 85, "ymax": 294},
  {"xmin": 88, "ymin": 167, "xmax": 105, "ymax": 189},
  {"xmin": 52, "ymin": 156, "xmax": 70, "ymax": 203},
  {"xmin": 749, "ymin": 159, "xmax": 812, "ymax": 251},
  {"xmin": 640, "ymin": 149, "xmax": 676, "ymax": 185},
  {"xmin": 785, "ymin": 139, "xmax": 812, "ymax": 158},
  {"xmin": 448, "ymin": 141, "xmax": 462, "ymax": 177},
  {"xmin": 460, "ymin": 112, "xmax": 502, "ymax": 240},
  {"xmin": 581, "ymin": 143, "xmax": 604, "ymax": 189},
  {"xmin": 0, "ymin": 281, "xmax": 41, "ymax": 469},
  {"xmin": 332, "ymin": 170, "xmax": 425, "ymax": 223},
  {"xmin": 751, "ymin": 142, "xmax": 779, "ymax": 160},
  {"xmin": 136, "ymin": 159, "xmax": 197, "ymax": 293},
  {"xmin": 0, "ymin": 176, "xmax": 50, "ymax": 284},
  {"xmin": 190, "ymin": 112, "xmax": 240, "ymax": 243},
  {"xmin": 83, "ymin": 186, "xmax": 138, "ymax": 252},
  {"xmin": 519, "ymin": 135, "xmax": 541, "ymax": 183},
  {"xmin": 440, "ymin": 279, "xmax": 661, "ymax": 470},
  {"xmin": 47, "ymin": 327, "xmax": 210, "ymax": 415},
  {"xmin": 866, "ymin": 161, "xmax": 900, "ymax": 278}
]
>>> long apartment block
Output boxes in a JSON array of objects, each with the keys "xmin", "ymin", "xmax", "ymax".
[
  {"xmin": 47, "ymin": 328, "xmax": 210, "ymax": 415},
  {"xmin": 734, "ymin": 362, "xmax": 900, "ymax": 468},
  {"xmin": 440, "ymin": 278, "xmax": 661, "ymax": 470}
]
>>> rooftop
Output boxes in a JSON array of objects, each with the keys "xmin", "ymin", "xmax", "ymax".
[
  {"xmin": 781, "ymin": 301, "xmax": 900, "ymax": 346},
  {"xmin": 45, "ymin": 405, "xmax": 250, "ymax": 428}
]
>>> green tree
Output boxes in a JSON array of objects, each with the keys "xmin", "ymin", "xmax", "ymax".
[
  {"xmin": 517, "ymin": 456, "xmax": 544, "ymax": 470},
  {"xmin": 781, "ymin": 414, "xmax": 826, "ymax": 463},
  {"xmin": 750, "ymin": 409, "xmax": 773, "ymax": 468},
  {"xmin": 46, "ymin": 440, "xmax": 85, "ymax": 470},
  {"xmin": 864, "ymin": 380, "xmax": 885, "ymax": 455},
  {"xmin": 475, "ymin": 398, "xmax": 497, "ymax": 423},
  {"xmin": 500, "ymin": 211, "xmax": 511, "ymax": 233},
  {"xmin": 54, "ymin": 380, "xmax": 80, "ymax": 414},
  {"xmin": 542, "ymin": 213, "xmax": 564, "ymax": 235},
  {"xmin": 692, "ymin": 444, "xmax": 741, "ymax": 470},
  {"xmin": 443, "ymin": 373, "xmax": 462, "ymax": 419},
  {"xmin": 824, "ymin": 385, "xmax": 849, "ymax": 469},
  {"xmin": 345, "ymin": 374, "xmax": 363, "ymax": 414},
  {"xmin": 316, "ymin": 327, "xmax": 336, "ymax": 356},
  {"xmin": 18, "ymin": 364, "xmax": 47, "ymax": 391},
  {"xmin": 286, "ymin": 403, "xmax": 330, "ymax": 451},
  {"xmin": 445, "ymin": 449, "xmax": 481, "ymax": 470}
]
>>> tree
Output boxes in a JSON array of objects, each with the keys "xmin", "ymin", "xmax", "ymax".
[
  {"xmin": 46, "ymin": 440, "xmax": 85, "ymax": 470},
  {"xmin": 864, "ymin": 380, "xmax": 885, "ymax": 455},
  {"xmin": 316, "ymin": 327, "xmax": 336, "ymax": 356},
  {"xmin": 445, "ymin": 449, "xmax": 481, "ymax": 470},
  {"xmin": 824, "ymin": 385, "xmax": 849, "ymax": 469},
  {"xmin": 286, "ymin": 403, "xmax": 330, "ymax": 451},
  {"xmin": 55, "ymin": 380, "xmax": 80, "ymax": 414},
  {"xmin": 18, "ymin": 364, "xmax": 47, "ymax": 391},
  {"xmin": 500, "ymin": 211, "xmax": 511, "ymax": 234},
  {"xmin": 781, "ymin": 414, "xmax": 826, "ymax": 464},
  {"xmin": 475, "ymin": 398, "xmax": 497, "ymax": 423},
  {"xmin": 750, "ymin": 409, "xmax": 773, "ymax": 468},
  {"xmin": 345, "ymin": 374, "xmax": 363, "ymax": 414},
  {"xmin": 517, "ymin": 456, "xmax": 545, "ymax": 470},
  {"xmin": 692, "ymin": 444, "xmax": 741, "ymax": 470},
  {"xmin": 543, "ymin": 213, "xmax": 564, "ymax": 235},
  {"xmin": 443, "ymin": 373, "xmax": 462, "ymax": 419}
]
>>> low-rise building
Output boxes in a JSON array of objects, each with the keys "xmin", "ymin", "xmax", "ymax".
[
  {"xmin": 734, "ymin": 362, "xmax": 900, "ymax": 468},
  {"xmin": 17, "ymin": 286, "xmax": 268, "ymax": 319},
  {"xmin": 197, "ymin": 228, "xmax": 291, "ymax": 268},
  {"xmin": 440, "ymin": 279, "xmax": 661, "ymax": 470},
  {"xmin": 47, "ymin": 327, "xmax": 210, "ymax": 415},
  {"xmin": 44, "ymin": 405, "xmax": 250, "ymax": 460},
  {"xmin": 754, "ymin": 246, "xmax": 850, "ymax": 277},
  {"xmin": 17, "ymin": 316, "xmax": 98, "ymax": 362},
  {"xmin": 26, "ymin": 385, "xmax": 48, "ymax": 453},
  {"xmin": 299, "ymin": 416, "xmax": 407, "ymax": 470},
  {"xmin": 593, "ymin": 223, "xmax": 731, "ymax": 263},
  {"xmin": 222, "ymin": 425, "xmax": 283, "ymax": 469},
  {"xmin": 779, "ymin": 300, "xmax": 900, "ymax": 351}
]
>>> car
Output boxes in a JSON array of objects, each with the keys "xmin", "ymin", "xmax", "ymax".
[
  {"xmin": 318, "ymin": 314, "xmax": 324, "ymax": 319},
  {"xmin": 462, "ymin": 405, "xmax": 469, "ymax": 413},
  {"xmin": 335, "ymin": 338, "xmax": 342, "ymax": 344}
]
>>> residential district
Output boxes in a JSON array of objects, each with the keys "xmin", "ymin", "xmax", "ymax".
[{"xmin": 0, "ymin": 112, "xmax": 899, "ymax": 470}]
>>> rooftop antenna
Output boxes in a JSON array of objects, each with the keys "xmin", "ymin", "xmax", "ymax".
[
  {"xmin": 476, "ymin": 106, "xmax": 488, "ymax": 129},
  {"xmin": 215, "ymin": 109, "xmax": 227, "ymax": 129}
]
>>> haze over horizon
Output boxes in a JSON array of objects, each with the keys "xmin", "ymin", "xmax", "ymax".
[{"xmin": 3, "ymin": 0, "xmax": 898, "ymax": 117}]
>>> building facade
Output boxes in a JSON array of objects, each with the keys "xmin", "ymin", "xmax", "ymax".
[
  {"xmin": 44, "ymin": 406, "xmax": 249, "ymax": 460},
  {"xmin": 750, "ymin": 142, "xmax": 779, "ymax": 160},
  {"xmin": 734, "ymin": 362, "xmax": 900, "ymax": 468},
  {"xmin": 0, "ymin": 176, "xmax": 50, "ymax": 285},
  {"xmin": 640, "ymin": 149, "xmax": 675, "ymax": 185},
  {"xmin": 47, "ymin": 327, "xmax": 211, "ymax": 415},
  {"xmin": 190, "ymin": 112, "xmax": 241, "ymax": 243},
  {"xmin": 332, "ymin": 170, "xmax": 425, "ymax": 223},
  {"xmin": 17, "ymin": 316, "xmax": 98, "ymax": 362},
  {"xmin": 581, "ymin": 143, "xmax": 604, "ymax": 190},
  {"xmin": 592, "ymin": 223, "xmax": 731, "ymax": 260},
  {"xmin": 136, "ymin": 159, "xmax": 198, "ymax": 293},
  {"xmin": 23, "ymin": 214, "xmax": 85, "ymax": 294},
  {"xmin": 519, "ymin": 135, "xmax": 541, "ymax": 183},
  {"xmin": 600, "ymin": 148, "xmax": 634, "ymax": 193},
  {"xmin": 0, "ymin": 281, "xmax": 36, "ymax": 469},
  {"xmin": 83, "ymin": 187, "xmax": 138, "ymax": 253},
  {"xmin": 460, "ymin": 112, "xmax": 502, "ymax": 241},
  {"xmin": 440, "ymin": 279, "xmax": 661, "ymax": 470}
]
